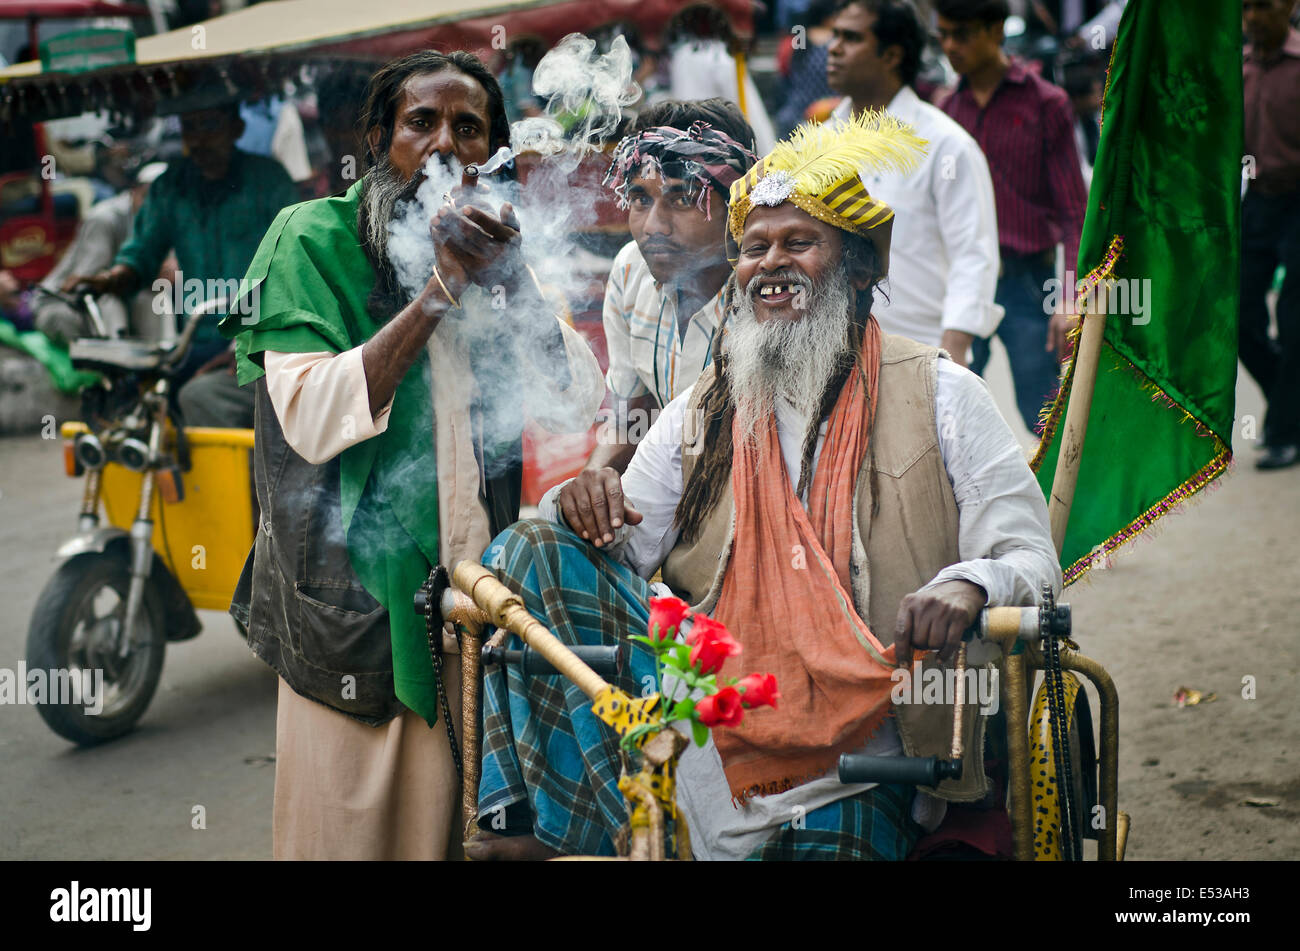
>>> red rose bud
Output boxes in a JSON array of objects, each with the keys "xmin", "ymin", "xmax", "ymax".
[
  {"xmin": 695, "ymin": 686, "xmax": 744, "ymax": 727},
  {"xmin": 647, "ymin": 596, "xmax": 692, "ymax": 643},
  {"xmin": 683, "ymin": 614, "xmax": 727, "ymax": 645},
  {"xmin": 687, "ymin": 617, "xmax": 742, "ymax": 675},
  {"xmin": 736, "ymin": 673, "xmax": 781, "ymax": 709}
]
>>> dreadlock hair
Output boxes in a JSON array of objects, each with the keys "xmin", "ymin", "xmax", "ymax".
[
  {"xmin": 358, "ymin": 50, "xmax": 512, "ymax": 170},
  {"xmin": 674, "ymin": 231, "xmax": 885, "ymax": 542}
]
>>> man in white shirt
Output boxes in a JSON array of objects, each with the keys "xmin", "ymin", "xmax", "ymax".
[
  {"xmin": 468, "ymin": 115, "xmax": 1057, "ymax": 860},
  {"xmin": 587, "ymin": 100, "xmax": 758, "ymax": 475},
  {"xmin": 667, "ymin": 39, "xmax": 778, "ymax": 153},
  {"xmin": 827, "ymin": 0, "xmax": 1001, "ymax": 367}
]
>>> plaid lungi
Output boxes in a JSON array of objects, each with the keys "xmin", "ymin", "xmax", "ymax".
[
  {"xmin": 477, "ymin": 517, "xmax": 920, "ymax": 860},
  {"xmin": 477, "ymin": 518, "xmax": 658, "ymax": 856},
  {"xmin": 746, "ymin": 783, "xmax": 921, "ymax": 861}
]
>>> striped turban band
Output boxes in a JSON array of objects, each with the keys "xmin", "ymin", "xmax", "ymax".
[{"xmin": 727, "ymin": 110, "xmax": 928, "ymax": 276}]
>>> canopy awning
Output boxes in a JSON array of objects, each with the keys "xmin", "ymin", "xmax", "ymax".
[
  {"xmin": 1, "ymin": 0, "xmax": 752, "ymax": 121},
  {"xmin": 0, "ymin": 0, "xmax": 150, "ymax": 19}
]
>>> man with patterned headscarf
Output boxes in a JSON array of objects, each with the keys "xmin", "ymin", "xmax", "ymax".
[
  {"xmin": 469, "ymin": 114, "xmax": 1059, "ymax": 861},
  {"xmin": 582, "ymin": 100, "xmax": 757, "ymax": 480}
]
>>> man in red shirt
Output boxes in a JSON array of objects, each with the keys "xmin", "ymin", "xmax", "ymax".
[
  {"xmin": 933, "ymin": 0, "xmax": 1088, "ymax": 435},
  {"xmin": 1242, "ymin": 0, "xmax": 1300, "ymax": 470}
]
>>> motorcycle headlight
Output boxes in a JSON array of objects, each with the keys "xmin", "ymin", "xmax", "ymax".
[
  {"xmin": 74, "ymin": 433, "xmax": 106, "ymax": 471},
  {"xmin": 116, "ymin": 437, "xmax": 151, "ymax": 473}
]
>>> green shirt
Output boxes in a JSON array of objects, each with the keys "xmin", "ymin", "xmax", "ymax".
[
  {"xmin": 220, "ymin": 178, "xmax": 445, "ymax": 725},
  {"xmin": 116, "ymin": 150, "xmax": 297, "ymax": 346}
]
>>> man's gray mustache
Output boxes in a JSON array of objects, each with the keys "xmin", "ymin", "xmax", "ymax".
[{"xmin": 744, "ymin": 269, "xmax": 812, "ymax": 299}]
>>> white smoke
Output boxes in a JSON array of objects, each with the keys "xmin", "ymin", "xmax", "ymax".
[{"xmin": 382, "ymin": 32, "xmax": 641, "ymax": 474}]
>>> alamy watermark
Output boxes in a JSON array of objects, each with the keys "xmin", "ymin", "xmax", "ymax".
[
  {"xmin": 1043, "ymin": 270, "xmax": 1151, "ymax": 325},
  {"xmin": 151, "ymin": 269, "xmax": 259, "ymax": 323},
  {"xmin": 891, "ymin": 661, "xmax": 999, "ymax": 715},
  {"xmin": 596, "ymin": 401, "xmax": 706, "ymax": 456},
  {"xmin": 50, "ymin": 881, "xmax": 150, "ymax": 931},
  {"xmin": 0, "ymin": 663, "xmax": 104, "ymax": 715}
]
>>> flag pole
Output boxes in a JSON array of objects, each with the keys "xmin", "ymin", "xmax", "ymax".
[{"xmin": 1047, "ymin": 294, "xmax": 1108, "ymax": 556}]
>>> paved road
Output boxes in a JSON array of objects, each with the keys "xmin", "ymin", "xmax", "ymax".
[
  {"xmin": 0, "ymin": 434, "xmax": 276, "ymax": 860},
  {"xmin": 0, "ymin": 345, "xmax": 1295, "ymax": 860}
]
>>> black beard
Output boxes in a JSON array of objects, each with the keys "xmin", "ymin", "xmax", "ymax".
[
  {"xmin": 358, "ymin": 157, "xmax": 426, "ymax": 270},
  {"xmin": 357, "ymin": 159, "xmax": 426, "ymax": 323}
]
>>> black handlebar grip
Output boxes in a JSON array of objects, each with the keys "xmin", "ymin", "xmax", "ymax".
[
  {"xmin": 482, "ymin": 643, "xmax": 626, "ymax": 679},
  {"xmin": 524, "ymin": 644, "xmax": 623, "ymax": 678},
  {"xmin": 838, "ymin": 754, "xmax": 962, "ymax": 786}
]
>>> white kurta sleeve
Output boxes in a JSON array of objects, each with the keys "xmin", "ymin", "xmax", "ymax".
[
  {"xmin": 935, "ymin": 137, "xmax": 1003, "ymax": 340},
  {"xmin": 263, "ymin": 348, "xmax": 393, "ymax": 465},
  {"xmin": 924, "ymin": 360, "xmax": 1061, "ymax": 605}
]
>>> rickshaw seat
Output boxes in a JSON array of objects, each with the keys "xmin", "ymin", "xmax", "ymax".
[{"xmin": 69, "ymin": 337, "xmax": 170, "ymax": 373}]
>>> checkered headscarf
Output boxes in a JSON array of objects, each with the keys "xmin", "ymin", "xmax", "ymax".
[{"xmin": 604, "ymin": 121, "xmax": 759, "ymax": 220}]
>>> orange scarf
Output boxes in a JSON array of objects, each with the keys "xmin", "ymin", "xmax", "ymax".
[{"xmin": 712, "ymin": 319, "xmax": 898, "ymax": 800}]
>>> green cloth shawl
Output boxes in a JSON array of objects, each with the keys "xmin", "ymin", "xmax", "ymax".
[{"xmin": 220, "ymin": 179, "xmax": 444, "ymax": 726}]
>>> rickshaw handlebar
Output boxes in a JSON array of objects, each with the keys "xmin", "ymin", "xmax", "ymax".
[
  {"xmin": 481, "ymin": 643, "xmax": 625, "ymax": 679},
  {"xmin": 838, "ymin": 600, "xmax": 1071, "ymax": 788},
  {"xmin": 838, "ymin": 754, "xmax": 962, "ymax": 786},
  {"xmin": 163, "ymin": 296, "xmax": 229, "ymax": 372}
]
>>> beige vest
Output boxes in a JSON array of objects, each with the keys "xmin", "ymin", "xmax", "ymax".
[{"xmin": 663, "ymin": 334, "xmax": 986, "ymax": 801}]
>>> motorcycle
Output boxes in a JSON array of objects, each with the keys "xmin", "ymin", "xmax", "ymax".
[{"xmin": 26, "ymin": 291, "xmax": 255, "ymax": 745}]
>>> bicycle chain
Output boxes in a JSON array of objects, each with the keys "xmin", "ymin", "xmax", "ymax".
[{"xmin": 1042, "ymin": 582, "xmax": 1078, "ymax": 861}]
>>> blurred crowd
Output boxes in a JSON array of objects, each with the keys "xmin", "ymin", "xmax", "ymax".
[{"xmin": 1, "ymin": 0, "xmax": 1297, "ymax": 463}]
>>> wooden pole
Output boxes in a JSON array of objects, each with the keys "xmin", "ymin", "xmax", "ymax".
[
  {"xmin": 458, "ymin": 619, "xmax": 483, "ymax": 839},
  {"xmin": 1048, "ymin": 294, "xmax": 1108, "ymax": 556},
  {"xmin": 734, "ymin": 49, "xmax": 749, "ymax": 120}
]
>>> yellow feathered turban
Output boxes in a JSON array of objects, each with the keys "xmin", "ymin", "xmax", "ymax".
[{"xmin": 727, "ymin": 110, "xmax": 928, "ymax": 276}]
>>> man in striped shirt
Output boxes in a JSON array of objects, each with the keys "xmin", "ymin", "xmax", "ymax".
[
  {"xmin": 934, "ymin": 0, "xmax": 1089, "ymax": 434},
  {"xmin": 586, "ymin": 101, "xmax": 758, "ymax": 477}
]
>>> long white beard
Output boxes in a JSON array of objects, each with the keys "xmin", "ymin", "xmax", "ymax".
[{"xmin": 725, "ymin": 263, "xmax": 855, "ymax": 446}]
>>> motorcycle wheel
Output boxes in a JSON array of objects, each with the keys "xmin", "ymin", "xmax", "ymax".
[{"xmin": 26, "ymin": 551, "xmax": 166, "ymax": 745}]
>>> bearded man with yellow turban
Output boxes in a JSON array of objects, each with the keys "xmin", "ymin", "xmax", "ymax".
[{"xmin": 467, "ymin": 113, "xmax": 1060, "ymax": 862}]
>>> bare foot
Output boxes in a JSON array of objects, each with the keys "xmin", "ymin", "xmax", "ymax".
[{"xmin": 463, "ymin": 832, "xmax": 561, "ymax": 861}]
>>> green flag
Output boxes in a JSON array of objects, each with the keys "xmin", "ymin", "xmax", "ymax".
[{"xmin": 1032, "ymin": 0, "xmax": 1241, "ymax": 584}]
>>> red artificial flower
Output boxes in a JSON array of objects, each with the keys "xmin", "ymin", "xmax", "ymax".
[
  {"xmin": 695, "ymin": 686, "xmax": 744, "ymax": 728},
  {"xmin": 687, "ymin": 616, "xmax": 742, "ymax": 675},
  {"xmin": 736, "ymin": 673, "xmax": 781, "ymax": 710},
  {"xmin": 647, "ymin": 596, "xmax": 692, "ymax": 643}
]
